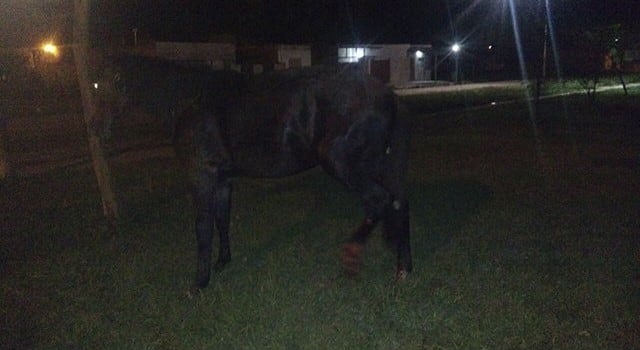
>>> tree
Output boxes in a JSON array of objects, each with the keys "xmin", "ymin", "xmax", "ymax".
[{"xmin": 563, "ymin": 24, "xmax": 627, "ymax": 100}]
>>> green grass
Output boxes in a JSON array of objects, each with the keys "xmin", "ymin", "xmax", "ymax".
[
  {"xmin": 400, "ymin": 74, "xmax": 640, "ymax": 115},
  {"xmin": 1, "ymin": 88, "xmax": 639, "ymax": 349},
  {"xmin": 401, "ymin": 86, "xmax": 529, "ymax": 114},
  {"xmin": 538, "ymin": 74, "xmax": 640, "ymax": 96}
]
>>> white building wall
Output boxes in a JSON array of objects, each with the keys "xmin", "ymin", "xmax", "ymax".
[
  {"xmin": 338, "ymin": 44, "xmax": 412, "ymax": 86},
  {"xmin": 369, "ymin": 44, "xmax": 410, "ymax": 86}
]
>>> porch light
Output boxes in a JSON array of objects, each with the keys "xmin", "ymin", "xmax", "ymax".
[{"xmin": 41, "ymin": 42, "xmax": 59, "ymax": 56}]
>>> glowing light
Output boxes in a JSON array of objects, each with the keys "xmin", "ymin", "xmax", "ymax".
[
  {"xmin": 338, "ymin": 47, "xmax": 365, "ymax": 63},
  {"xmin": 93, "ymin": 83, "xmax": 99, "ymax": 89},
  {"xmin": 41, "ymin": 42, "xmax": 58, "ymax": 56},
  {"xmin": 451, "ymin": 43, "xmax": 461, "ymax": 53},
  {"xmin": 488, "ymin": 45, "xmax": 493, "ymax": 50},
  {"xmin": 415, "ymin": 50, "xmax": 424, "ymax": 58}
]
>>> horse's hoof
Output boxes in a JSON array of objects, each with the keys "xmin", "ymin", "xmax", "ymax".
[
  {"xmin": 395, "ymin": 268, "xmax": 409, "ymax": 281},
  {"xmin": 186, "ymin": 285, "xmax": 204, "ymax": 299},
  {"xmin": 342, "ymin": 242, "xmax": 364, "ymax": 277}
]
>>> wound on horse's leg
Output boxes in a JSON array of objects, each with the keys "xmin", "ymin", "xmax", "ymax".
[
  {"xmin": 342, "ymin": 218, "xmax": 377, "ymax": 276},
  {"xmin": 342, "ymin": 181, "xmax": 389, "ymax": 277}
]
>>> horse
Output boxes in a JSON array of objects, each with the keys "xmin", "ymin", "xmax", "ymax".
[{"xmin": 94, "ymin": 56, "xmax": 413, "ymax": 292}]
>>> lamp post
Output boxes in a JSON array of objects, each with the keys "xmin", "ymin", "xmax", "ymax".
[
  {"xmin": 132, "ymin": 28, "xmax": 138, "ymax": 47},
  {"xmin": 536, "ymin": 0, "xmax": 551, "ymax": 101},
  {"xmin": 451, "ymin": 43, "xmax": 461, "ymax": 84}
]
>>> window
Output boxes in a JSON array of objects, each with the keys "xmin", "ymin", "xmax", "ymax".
[{"xmin": 338, "ymin": 47, "xmax": 365, "ymax": 63}]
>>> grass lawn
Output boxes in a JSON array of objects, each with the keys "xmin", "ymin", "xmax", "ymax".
[
  {"xmin": 1, "ymin": 86, "xmax": 638, "ymax": 349},
  {"xmin": 400, "ymin": 74, "xmax": 640, "ymax": 115}
]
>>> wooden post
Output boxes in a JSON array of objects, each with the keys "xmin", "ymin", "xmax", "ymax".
[
  {"xmin": 0, "ymin": 130, "xmax": 8, "ymax": 181},
  {"xmin": 73, "ymin": 0, "xmax": 119, "ymax": 231}
]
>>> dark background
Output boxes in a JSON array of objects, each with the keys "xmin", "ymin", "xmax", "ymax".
[
  {"xmin": 2, "ymin": 0, "xmax": 637, "ymax": 47},
  {"xmin": 1, "ymin": 0, "xmax": 638, "ymax": 81}
]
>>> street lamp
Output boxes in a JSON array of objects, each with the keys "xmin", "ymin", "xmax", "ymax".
[
  {"xmin": 41, "ymin": 42, "xmax": 59, "ymax": 57},
  {"xmin": 451, "ymin": 43, "xmax": 461, "ymax": 83}
]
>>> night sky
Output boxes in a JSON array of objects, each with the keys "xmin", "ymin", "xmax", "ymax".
[{"xmin": 1, "ymin": 0, "xmax": 638, "ymax": 49}]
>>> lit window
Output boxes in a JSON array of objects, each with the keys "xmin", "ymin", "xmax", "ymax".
[{"xmin": 338, "ymin": 47, "xmax": 365, "ymax": 63}]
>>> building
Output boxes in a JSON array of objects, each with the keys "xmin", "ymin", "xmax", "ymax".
[
  {"xmin": 152, "ymin": 42, "xmax": 312, "ymax": 74},
  {"xmin": 237, "ymin": 44, "xmax": 312, "ymax": 74},
  {"xmin": 337, "ymin": 44, "xmax": 433, "ymax": 86},
  {"xmin": 154, "ymin": 41, "xmax": 237, "ymax": 70}
]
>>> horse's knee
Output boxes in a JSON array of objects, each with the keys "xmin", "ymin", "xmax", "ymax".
[{"xmin": 360, "ymin": 184, "xmax": 391, "ymax": 219}]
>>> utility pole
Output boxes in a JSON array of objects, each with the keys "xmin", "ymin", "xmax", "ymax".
[
  {"xmin": 542, "ymin": 22, "xmax": 548, "ymax": 80},
  {"xmin": 73, "ymin": 0, "xmax": 120, "ymax": 232}
]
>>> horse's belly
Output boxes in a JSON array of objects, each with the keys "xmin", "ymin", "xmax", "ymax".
[
  {"xmin": 230, "ymin": 139, "xmax": 317, "ymax": 178},
  {"xmin": 224, "ymin": 91, "xmax": 319, "ymax": 177}
]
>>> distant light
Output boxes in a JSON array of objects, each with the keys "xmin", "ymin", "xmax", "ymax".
[
  {"xmin": 338, "ymin": 47, "xmax": 366, "ymax": 63},
  {"xmin": 451, "ymin": 43, "xmax": 461, "ymax": 53},
  {"xmin": 415, "ymin": 50, "xmax": 424, "ymax": 58},
  {"xmin": 488, "ymin": 45, "xmax": 493, "ymax": 50},
  {"xmin": 491, "ymin": 101, "xmax": 497, "ymax": 106},
  {"xmin": 93, "ymin": 83, "xmax": 99, "ymax": 89},
  {"xmin": 614, "ymin": 38, "xmax": 619, "ymax": 42},
  {"xmin": 41, "ymin": 42, "xmax": 58, "ymax": 56}
]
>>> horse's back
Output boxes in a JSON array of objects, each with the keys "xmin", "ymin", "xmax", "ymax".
[{"xmin": 223, "ymin": 65, "xmax": 397, "ymax": 178}]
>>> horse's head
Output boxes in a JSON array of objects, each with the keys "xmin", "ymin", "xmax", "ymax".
[
  {"xmin": 94, "ymin": 62, "xmax": 128, "ymax": 115},
  {"xmin": 91, "ymin": 58, "xmax": 130, "ymax": 138}
]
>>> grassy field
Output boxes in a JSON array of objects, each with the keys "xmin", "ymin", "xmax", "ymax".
[
  {"xmin": 1, "ymin": 85, "xmax": 638, "ymax": 349},
  {"xmin": 400, "ymin": 74, "xmax": 640, "ymax": 114}
]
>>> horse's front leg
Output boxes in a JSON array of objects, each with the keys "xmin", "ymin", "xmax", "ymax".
[
  {"xmin": 342, "ymin": 217, "xmax": 378, "ymax": 276},
  {"xmin": 383, "ymin": 199, "xmax": 413, "ymax": 280},
  {"xmin": 342, "ymin": 181, "xmax": 390, "ymax": 276},
  {"xmin": 213, "ymin": 176, "xmax": 232, "ymax": 270},
  {"xmin": 193, "ymin": 171, "xmax": 216, "ymax": 290}
]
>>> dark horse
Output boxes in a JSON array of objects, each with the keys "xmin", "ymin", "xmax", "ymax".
[{"xmin": 95, "ymin": 56, "xmax": 412, "ymax": 291}]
